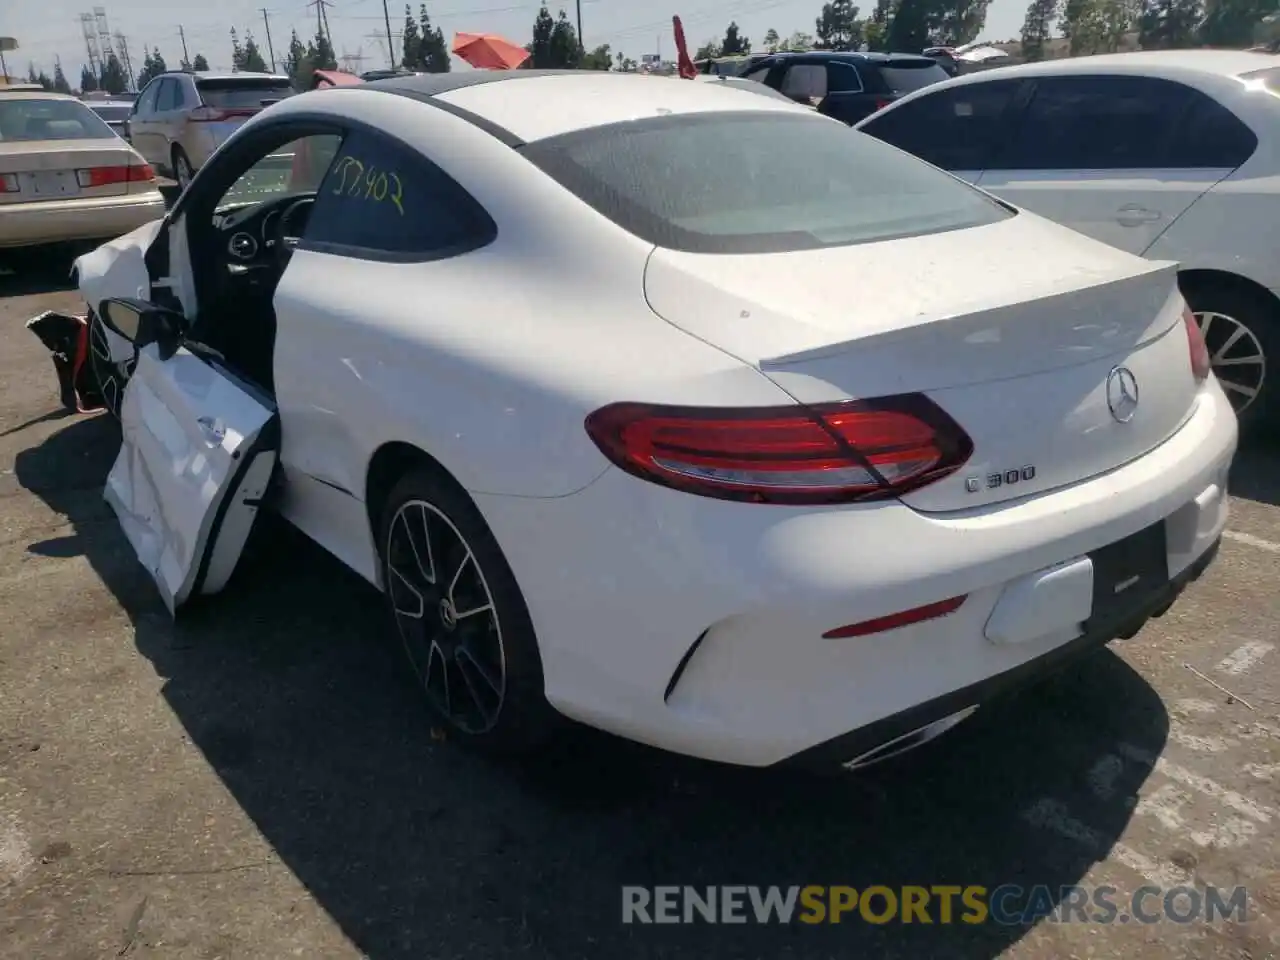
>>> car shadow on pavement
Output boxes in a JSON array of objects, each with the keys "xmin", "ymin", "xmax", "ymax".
[
  {"xmin": 0, "ymin": 249, "xmax": 80, "ymax": 298},
  {"xmin": 14, "ymin": 414, "xmax": 1174, "ymax": 960}
]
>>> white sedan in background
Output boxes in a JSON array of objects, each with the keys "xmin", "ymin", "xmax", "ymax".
[
  {"xmin": 74, "ymin": 71, "xmax": 1234, "ymax": 770},
  {"xmin": 857, "ymin": 50, "xmax": 1280, "ymax": 435}
]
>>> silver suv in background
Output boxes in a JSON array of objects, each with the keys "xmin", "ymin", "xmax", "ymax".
[{"xmin": 126, "ymin": 71, "xmax": 295, "ymax": 187}]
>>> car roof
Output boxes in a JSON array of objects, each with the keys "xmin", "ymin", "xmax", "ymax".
[
  {"xmin": 163, "ymin": 69, "xmax": 291, "ymax": 82},
  {"xmin": 368, "ymin": 69, "xmax": 810, "ymax": 142},
  {"xmin": 764, "ymin": 50, "xmax": 939, "ymax": 64},
  {"xmin": 934, "ymin": 49, "xmax": 1280, "ymax": 87},
  {"xmin": 0, "ymin": 89, "xmax": 79, "ymax": 101}
]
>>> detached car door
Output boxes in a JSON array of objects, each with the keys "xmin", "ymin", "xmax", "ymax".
[
  {"xmin": 98, "ymin": 299, "xmax": 279, "ymax": 615},
  {"xmin": 975, "ymin": 75, "xmax": 1255, "ymax": 256}
]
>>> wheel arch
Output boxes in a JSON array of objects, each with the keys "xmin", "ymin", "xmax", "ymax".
[
  {"xmin": 1178, "ymin": 268, "xmax": 1280, "ymax": 312},
  {"xmin": 363, "ymin": 440, "xmax": 462, "ymax": 543}
]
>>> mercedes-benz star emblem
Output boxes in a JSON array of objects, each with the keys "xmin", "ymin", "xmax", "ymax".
[{"xmin": 1106, "ymin": 366, "xmax": 1140, "ymax": 423}]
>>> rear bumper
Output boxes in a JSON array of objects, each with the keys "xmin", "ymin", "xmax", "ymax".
[
  {"xmin": 0, "ymin": 193, "xmax": 166, "ymax": 248},
  {"xmin": 783, "ymin": 536, "xmax": 1220, "ymax": 771},
  {"xmin": 475, "ymin": 381, "xmax": 1237, "ymax": 767}
]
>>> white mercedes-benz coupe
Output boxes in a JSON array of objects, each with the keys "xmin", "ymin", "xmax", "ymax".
[{"xmin": 72, "ymin": 70, "xmax": 1236, "ymax": 770}]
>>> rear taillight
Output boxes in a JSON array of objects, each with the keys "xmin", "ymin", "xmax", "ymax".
[
  {"xmin": 0, "ymin": 173, "xmax": 17, "ymax": 193},
  {"xmin": 1183, "ymin": 304, "xmax": 1211, "ymax": 384},
  {"xmin": 76, "ymin": 164, "xmax": 155, "ymax": 187},
  {"xmin": 584, "ymin": 395, "xmax": 973, "ymax": 505}
]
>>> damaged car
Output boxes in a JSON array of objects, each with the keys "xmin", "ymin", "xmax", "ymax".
[{"xmin": 46, "ymin": 71, "xmax": 1236, "ymax": 770}]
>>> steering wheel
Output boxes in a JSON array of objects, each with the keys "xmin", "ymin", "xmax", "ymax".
[{"xmin": 272, "ymin": 196, "xmax": 315, "ymax": 267}]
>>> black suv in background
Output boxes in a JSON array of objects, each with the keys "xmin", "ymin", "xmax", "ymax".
[{"xmin": 741, "ymin": 51, "xmax": 951, "ymax": 125}]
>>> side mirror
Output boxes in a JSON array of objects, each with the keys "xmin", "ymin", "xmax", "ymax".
[{"xmin": 98, "ymin": 298, "xmax": 187, "ymax": 361}]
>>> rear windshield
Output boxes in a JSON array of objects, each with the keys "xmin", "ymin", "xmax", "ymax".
[
  {"xmin": 0, "ymin": 97, "xmax": 116, "ymax": 141},
  {"xmin": 196, "ymin": 78, "xmax": 295, "ymax": 109},
  {"xmin": 880, "ymin": 62, "xmax": 950, "ymax": 92},
  {"xmin": 1242, "ymin": 67, "xmax": 1280, "ymax": 97},
  {"xmin": 523, "ymin": 111, "xmax": 1011, "ymax": 254}
]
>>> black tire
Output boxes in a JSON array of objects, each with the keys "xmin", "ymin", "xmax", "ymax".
[
  {"xmin": 1180, "ymin": 277, "xmax": 1280, "ymax": 438},
  {"xmin": 376, "ymin": 466, "xmax": 557, "ymax": 753},
  {"xmin": 172, "ymin": 146, "xmax": 194, "ymax": 190},
  {"xmin": 88, "ymin": 307, "xmax": 130, "ymax": 420}
]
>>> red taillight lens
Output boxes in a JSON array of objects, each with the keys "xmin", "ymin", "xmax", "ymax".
[
  {"xmin": 76, "ymin": 164, "xmax": 155, "ymax": 187},
  {"xmin": 1183, "ymin": 304, "xmax": 1211, "ymax": 384},
  {"xmin": 0, "ymin": 173, "xmax": 17, "ymax": 193},
  {"xmin": 823, "ymin": 596, "xmax": 967, "ymax": 639},
  {"xmin": 584, "ymin": 395, "xmax": 973, "ymax": 505},
  {"xmin": 190, "ymin": 105, "xmax": 228, "ymax": 121},
  {"xmin": 874, "ymin": 98, "xmax": 892, "ymax": 111}
]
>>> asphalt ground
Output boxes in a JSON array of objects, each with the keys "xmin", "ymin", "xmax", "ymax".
[{"xmin": 2, "ymin": 252, "xmax": 1280, "ymax": 959}]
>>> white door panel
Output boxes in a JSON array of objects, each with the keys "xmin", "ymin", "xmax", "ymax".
[
  {"xmin": 105, "ymin": 342, "xmax": 278, "ymax": 614},
  {"xmin": 975, "ymin": 169, "xmax": 1225, "ymax": 255}
]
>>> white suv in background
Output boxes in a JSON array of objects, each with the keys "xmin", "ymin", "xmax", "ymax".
[{"xmin": 857, "ymin": 50, "xmax": 1280, "ymax": 435}]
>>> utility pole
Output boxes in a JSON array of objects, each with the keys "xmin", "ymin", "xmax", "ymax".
[
  {"xmin": 261, "ymin": 8, "xmax": 277, "ymax": 71},
  {"xmin": 178, "ymin": 24, "xmax": 190, "ymax": 67},
  {"xmin": 307, "ymin": 0, "xmax": 335, "ymax": 53},
  {"xmin": 576, "ymin": 0, "xmax": 583, "ymax": 53},
  {"xmin": 381, "ymin": 0, "xmax": 395, "ymax": 68}
]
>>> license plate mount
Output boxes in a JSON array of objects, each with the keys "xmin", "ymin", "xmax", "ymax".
[
  {"xmin": 1087, "ymin": 520, "xmax": 1169, "ymax": 627},
  {"xmin": 20, "ymin": 170, "xmax": 79, "ymax": 197}
]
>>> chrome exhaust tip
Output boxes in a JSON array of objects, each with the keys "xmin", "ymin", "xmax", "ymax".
[{"xmin": 840, "ymin": 704, "xmax": 979, "ymax": 772}]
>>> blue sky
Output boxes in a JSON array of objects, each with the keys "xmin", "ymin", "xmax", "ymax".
[{"xmin": 6, "ymin": 0, "xmax": 1027, "ymax": 80}]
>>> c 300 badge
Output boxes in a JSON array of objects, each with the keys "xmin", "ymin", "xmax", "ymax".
[{"xmin": 965, "ymin": 465, "xmax": 1036, "ymax": 494}]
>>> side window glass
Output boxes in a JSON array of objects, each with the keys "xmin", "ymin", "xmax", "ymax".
[
  {"xmin": 860, "ymin": 80, "xmax": 1021, "ymax": 171},
  {"xmin": 781, "ymin": 64, "xmax": 828, "ymax": 103},
  {"xmin": 220, "ymin": 134, "xmax": 344, "ymax": 207},
  {"xmin": 1168, "ymin": 91, "xmax": 1257, "ymax": 168},
  {"xmin": 744, "ymin": 64, "xmax": 771, "ymax": 83},
  {"xmin": 156, "ymin": 80, "xmax": 177, "ymax": 112},
  {"xmin": 999, "ymin": 76, "xmax": 1193, "ymax": 170},
  {"xmin": 172, "ymin": 80, "xmax": 189, "ymax": 109},
  {"xmin": 304, "ymin": 130, "xmax": 497, "ymax": 258},
  {"xmin": 133, "ymin": 83, "xmax": 157, "ymax": 115},
  {"xmin": 827, "ymin": 62, "xmax": 864, "ymax": 94}
]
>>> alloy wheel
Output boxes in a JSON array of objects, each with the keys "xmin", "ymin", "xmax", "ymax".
[
  {"xmin": 1194, "ymin": 310, "xmax": 1266, "ymax": 415},
  {"xmin": 175, "ymin": 153, "xmax": 194, "ymax": 189},
  {"xmin": 385, "ymin": 499, "xmax": 507, "ymax": 734},
  {"xmin": 89, "ymin": 311, "xmax": 131, "ymax": 417}
]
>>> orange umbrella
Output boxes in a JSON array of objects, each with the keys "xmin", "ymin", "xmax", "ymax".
[{"xmin": 452, "ymin": 32, "xmax": 531, "ymax": 70}]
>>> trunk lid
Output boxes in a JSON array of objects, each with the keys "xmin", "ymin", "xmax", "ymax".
[
  {"xmin": 0, "ymin": 139, "xmax": 143, "ymax": 203},
  {"xmin": 643, "ymin": 213, "xmax": 1198, "ymax": 512}
]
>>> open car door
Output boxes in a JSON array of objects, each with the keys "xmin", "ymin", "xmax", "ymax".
[{"xmin": 96, "ymin": 298, "xmax": 279, "ymax": 615}]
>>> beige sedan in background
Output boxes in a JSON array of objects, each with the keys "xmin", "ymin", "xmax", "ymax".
[{"xmin": 0, "ymin": 90, "xmax": 166, "ymax": 251}]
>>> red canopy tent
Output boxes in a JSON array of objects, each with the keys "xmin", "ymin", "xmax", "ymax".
[{"xmin": 452, "ymin": 33, "xmax": 531, "ymax": 70}]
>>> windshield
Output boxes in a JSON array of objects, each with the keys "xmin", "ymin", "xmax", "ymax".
[
  {"xmin": 0, "ymin": 97, "xmax": 117, "ymax": 141},
  {"xmin": 196, "ymin": 78, "xmax": 294, "ymax": 109},
  {"xmin": 522, "ymin": 111, "xmax": 1012, "ymax": 254},
  {"xmin": 881, "ymin": 62, "xmax": 950, "ymax": 93}
]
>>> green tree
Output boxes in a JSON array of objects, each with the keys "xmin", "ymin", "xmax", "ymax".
[
  {"xmin": 1139, "ymin": 0, "xmax": 1203, "ymax": 47},
  {"xmin": 694, "ymin": 40, "xmax": 722, "ymax": 59},
  {"xmin": 99, "ymin": 51, "xmax": 128, "ymax": 94},
  {"xmin": 762, "ymin": 27, "xmax": 781, "ymax": 51},
  {"xmin": 80, "ymin": 65, "xmax": 98, "ymax": 93},
  {"xmin": 526, "ymin": 5, "xmax": 556, "ymax": 67},
  {"xmin": 783, "ymin": 30, "xmax": 816, "ymax": 50},
  {"xmin": 283, "ymin": 29, "xmax": 308, "ymax": 83},
  {"xmin": 1021, "ymin": 0, "xmax": 1058, "ymax": 58},
  {"xmin": 307, "ymin": 31, "xmax": 338, "ymax": 71},
  {"xmin": 816, "ymin": 0, "xmax": 862, "ymax": 49},
  {"xmin": 136, "ymin": 48, "xmax": 167, "ymax": 88},
  {"xmin": 581, "ymin": 43, "xmax": 612, "ymax": 69},
  {"xmin": 192, "ymin": 53, "xmax": 210, "ymax": 71},
  {"xmin": 401, "ymin": 4, "xmax": 422, "ymax": 69},
  {"xmin": 239, "ymin": 31, "xmax": 269, "ymax": 72},
  {"xmin": 418, "ymin": 4, "xmax": 450, "ymax": 72},
  {"xmin": 52, "ymin": 62, "xmax": 72, "ymax": 93},
  {"xmin": 230, "ymin": 27, "xmax": 244, "ymax": 69},
  {"xmin": 26, "ymin": 63, "xmax": 38, "ymax": 84},
  {"xmin": 721, "ymin": 21, "xmax": 752, "ymax": 54},
  {"xmin": 549, "ymin": 10, "xmax": 581, "ymax": 67},
  {"xmin": 936, "ymin": 0, "xmax": 994, "ymax": 44}
]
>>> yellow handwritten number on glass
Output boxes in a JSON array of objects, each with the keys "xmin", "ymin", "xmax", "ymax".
[
  {"xmin": 363, "ymin": 166, "xmax": 378, "ymax": 198},
  {"xmin": 373, "ymin": 172, "xmax": 388, "ymax": 201},
  {"xmin": 387, "ymin": 172, "xmax": 404, "ymax": 216}
]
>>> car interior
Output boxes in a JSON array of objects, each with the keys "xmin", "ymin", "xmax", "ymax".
[{"xmin": 170, "ymin": 132, "xmax": 342, "ymax": 394}]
